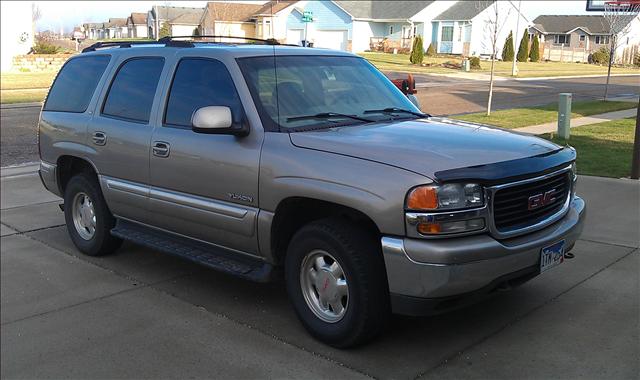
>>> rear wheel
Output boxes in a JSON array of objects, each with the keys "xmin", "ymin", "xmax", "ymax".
[
  {"xmin": 285, "ymin": 218, "xmax": 390, "ymax": 347},
  {"xmin": 64, "ymin": 173, "xmax": 122, "ymax": 256}
]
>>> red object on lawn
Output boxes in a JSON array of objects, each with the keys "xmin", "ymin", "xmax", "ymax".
[{"xmin": 389, "ymin": 73, "xmax": 417, "ymax": 95}]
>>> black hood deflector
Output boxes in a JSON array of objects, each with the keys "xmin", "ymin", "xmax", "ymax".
[{"xmin": 434, "ymin": 147, "xmax": 576, "ymax": 185}]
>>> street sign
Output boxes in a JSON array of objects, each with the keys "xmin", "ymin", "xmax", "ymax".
[{"xmin": 302, "ymin": 11, "xmax": 313, "ymax": 22}]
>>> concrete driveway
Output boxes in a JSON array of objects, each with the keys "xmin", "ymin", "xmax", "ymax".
[{"xmin": 1, "ymin": 165, "xmax": 638, "ymax": 379}]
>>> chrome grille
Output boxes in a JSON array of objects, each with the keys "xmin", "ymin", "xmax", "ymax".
[{"xmin": 492, "ymin": 171, "xmax": 571, "ymax": 233}]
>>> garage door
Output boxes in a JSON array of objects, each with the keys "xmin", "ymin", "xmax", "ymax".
[
  {"xmin": 286, "ymin": 29, "xmax": 304, "ymax": 46},
  {"xmin": 314, "ymin": 30, "xmax": 348, "ymax": 51}
]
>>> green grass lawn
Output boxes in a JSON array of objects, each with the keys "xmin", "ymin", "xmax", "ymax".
[
  {"xmin": 1, "ymin": 71, "xmax": 57, "ymax": 90},
  {"xmin": 360, "ymin": 52, "xmax": 640, "ymax": 77},
  {"xmin": 543, "ymin": 118, "xmax": 636, "ymax": 178},
  {"xmin": 0, "ymin": 89, "xmax": 48, "ymax": 104},
  {"xmin": 452, "ymin": 100, "xmax": 638, "ymax": 129}
]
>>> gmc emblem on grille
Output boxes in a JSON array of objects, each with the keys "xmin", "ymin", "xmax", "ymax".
[{"xmin": 528, "ymin": 189, "xmax": 557, "ymax": 210}]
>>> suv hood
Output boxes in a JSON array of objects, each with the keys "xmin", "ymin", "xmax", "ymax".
[{"xmin": 289, "ymin": 117, "xmax": 561, "ymax": 180}]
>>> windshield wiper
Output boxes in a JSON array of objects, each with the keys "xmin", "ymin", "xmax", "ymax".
[
  {"xmin": 286, "ymin": 112, "xmax": 374, "ymax": 123},
  {"xmin": 364, "ymin": 107, "xmax": 429, "ymax": 118}
]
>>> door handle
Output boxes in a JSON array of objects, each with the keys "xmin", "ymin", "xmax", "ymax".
[
  {"xmin": 152, "ymin": 142, "xmax": 170, "ymax": 158},
  {"xmin": 92, "ymin": 131, "xmax": 107, "ymax": 146}
]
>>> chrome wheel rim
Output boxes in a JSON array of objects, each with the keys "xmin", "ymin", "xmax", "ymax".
[
  {"xmin": 300, "ymin": 250, "xmax": 349, "ymax": 323},
  {"xmin": 72, "ymin": 192, "xmax": 96, "ymax": 240}
]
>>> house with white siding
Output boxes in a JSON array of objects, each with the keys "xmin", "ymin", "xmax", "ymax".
[
  {"xmin": 431, "ymin": 1, "xmax": 529, "ymax": 57},
  {"xmin": 148, "ymin": 6, "xmax": 205, "ymax": 38},
  {"xmin": 127, "ymin": 13, "xmax": 148, "ymax": 38},
  {"xmin": 335, "ymin": 1, "xmax": 456, "ymax": 53}
]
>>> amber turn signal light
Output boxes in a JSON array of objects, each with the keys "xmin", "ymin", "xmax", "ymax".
[
  {"xmin": 407, "ymin": 186, "xmax": 438, "ymax": 210},
  {"xmin": 417, "ymin": 222, "xmax": 441, "ymax": 234}
]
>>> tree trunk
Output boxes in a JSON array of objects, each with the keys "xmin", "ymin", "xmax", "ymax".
[
  {"xmin": 487, "ymin": 54, "xmax": 495, "ymax": 116},
  {"xmin": 604, "ymin": 35, "xmax": 616, "ymax": 101}
]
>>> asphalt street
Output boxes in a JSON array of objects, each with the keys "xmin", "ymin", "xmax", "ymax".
[
  {"xmin": 1, "ymin": 164, "xmax": 639, "ymax": 379},
  {"xmin": 1, "ymin": 75, "xmax": 638, "ymax": 167}
]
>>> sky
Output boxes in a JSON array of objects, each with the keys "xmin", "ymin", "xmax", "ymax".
[{"xmin": 32, "ymin": 0, "xmax": 602, "ymax": 33}]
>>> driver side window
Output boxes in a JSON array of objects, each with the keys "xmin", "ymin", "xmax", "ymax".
[{"xmin": 164, "ymin": 58, "xmax": 244, "ymax": 128}]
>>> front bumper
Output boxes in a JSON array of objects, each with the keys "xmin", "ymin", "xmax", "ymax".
[{"xmin": 382, "ymin": 196, "xmax": 586, "ymax": 316}]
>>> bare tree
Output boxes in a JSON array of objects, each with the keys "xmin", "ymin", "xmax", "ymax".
[
  {"xmin": 31, "ymin": 3, "xmax": 41, "ymax": 42},
  {"xmin": 601, "ymin": 1, "xmax": 640, "ymax": 100},
  {"xmin": 476, "ymin": 1, "xmax": 513, "ymax": 116}
]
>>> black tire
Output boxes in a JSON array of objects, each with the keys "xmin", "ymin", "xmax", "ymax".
[
  {"xmin": 285, "ymin": 217, "xmax": 390, "ymax": 348},
  {"xmin": 63, "ymin": 173, "xmax": 122, "ymax": 256}
]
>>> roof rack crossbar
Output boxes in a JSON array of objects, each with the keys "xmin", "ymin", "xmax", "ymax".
[
  {"xmin": 82, "ymin": 35, "xmax": 288, "ymax": 53},
  {"xmin": 82, "ymin": 40, "xmax": 163, "ymax": 53},
  {"xmin": 158, "ymin": 35, "xmax": 281, "ymax": 45}
]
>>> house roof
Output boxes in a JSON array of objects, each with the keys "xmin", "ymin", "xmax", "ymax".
[
  {"xmin": 202, "ymin": 2, "xmax": 263, "ymax": 23},
  {"xmin": 130, "ymin": 12, "xmax": 147, "ymax": 25},
  {"xmin": 531, "ymin": 15, "xmax": 634, "ymax": 35},
  {"xmin": 334, "ymin": 1, "xmax": 434, "ymax": 20},
  {"xmin": 106, "ymin": 18, "xmax": 127, "ymax": 28},
  {"xmin": 153, "ymin": 6, "xmax": 204, "ymax": 24},
  {"xmin": 253, "ymin": 0, "xmax": 299, "ymax": 16},
  {"xmin": 433, "ymin": 0, "xmax": 493, "ymax": 21}
]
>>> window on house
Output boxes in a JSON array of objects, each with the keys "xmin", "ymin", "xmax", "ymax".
[
  {"xmin": 102, "ymin": 57, "xmax": 164, "ymax": 123},
  {"xmin": 553, "ymin": 34, "xmax": 569, "ymax": 44},
  {"xmin": 579, "ymin": 35, "xmax": 586, "ymax": 42},
  {"xmin": 44, "ymin": 55, "xmax": 111, "ymax": 113},
  {"xmin": 441, "ymin": 26, "xmax": 453, "ymax": 42},
  {"xmin": 164, "ymin": 58, "xmax": 244, "ymax": 128},
  {"xmin": 595, "ymin": 35, "xmax": 609, "ymax": 44}
]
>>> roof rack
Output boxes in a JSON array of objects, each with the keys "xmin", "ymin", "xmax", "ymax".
[
  {"xmin": 158, "ymin": 35, "xmax": 282, "ymax": 45},
  {"xmin": 82, "ymin": 35, "xmax": 283, "ymax": 53}
]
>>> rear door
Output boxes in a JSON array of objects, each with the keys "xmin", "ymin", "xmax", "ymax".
[
  {"xmin": 87, "ymin": 52, "xmax": 166, "ymax": 224},
  {"xmin": 147, "ymin": 54, "xmax": 263, "ymax": 256}
]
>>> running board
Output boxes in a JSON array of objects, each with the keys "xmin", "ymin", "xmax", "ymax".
[{"xmin": 111, "ymin": 220, "xmax": 273, "ymax": 282}]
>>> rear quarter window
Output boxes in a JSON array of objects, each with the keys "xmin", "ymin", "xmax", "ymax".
[
  {"xmin": 43, "ymin": 55, "xmax": 111, "ymax": 113},
  {"xmin": 102, "ymin": 57, "xmax": 164, "ymax": 123}
]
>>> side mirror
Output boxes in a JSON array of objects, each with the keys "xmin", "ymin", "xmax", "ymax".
[
  {"xmin": 407, "ymin": 94, "xmax": 421, "ymax": 110},
  {"xmin": 191, "ymin": 106, "xmax": 248, "ymax": 136}
]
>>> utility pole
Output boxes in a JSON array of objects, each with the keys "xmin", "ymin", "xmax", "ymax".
[
  {"xmin": 631, "ymin": 97, "xmax": 640, "ymax": 179},
  {"xmin": 511, "ymin": 0, "xmax": 522, "ymax": 76}
]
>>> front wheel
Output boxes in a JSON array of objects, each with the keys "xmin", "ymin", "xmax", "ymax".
[
  {"xmin": 285, "ymin": 218, "xmax": 390, "ymax": 347},
  {"xmin": 64, "ymin": 173, "xmax": 122, "ymax": 256}
]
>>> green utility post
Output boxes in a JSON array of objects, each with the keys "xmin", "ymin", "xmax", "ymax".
[{"xmin": 558, "ymin": 93, "xmax": 572, "ymax": 140}]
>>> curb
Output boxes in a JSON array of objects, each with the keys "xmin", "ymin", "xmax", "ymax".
[
  {"xmin": 0, "ymin": 162, "xmax": 39, "ymax": 178},
  {"xmin": 1, "ymin": 102, "xmax": 42, "ymax": 109},
  {"xmin": 515, "ymin": 73, "xmax": 640, "ymax": 81}
]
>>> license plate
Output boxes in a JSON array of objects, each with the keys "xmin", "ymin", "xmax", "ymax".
[{"xmin": 540, "ymin": 240, "xmax": 565, "ymax": 272}]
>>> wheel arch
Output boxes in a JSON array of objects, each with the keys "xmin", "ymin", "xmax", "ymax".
[
  {"xmin": 268, "ymin": 196, "xmax": 381, "ymax": 265},
  {"xmin": 56, "ymin": 155, "xmax": 100, "ymax": 194}
]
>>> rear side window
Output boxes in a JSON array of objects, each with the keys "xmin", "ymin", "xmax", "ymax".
[
  {"xmin": 102, "ymin": 57, "xmax": 164, "ymax": 123},
  {"xmin": 43, "ymin": 55, "xmax": 110, "ymax": 113},
  {"xmin": 164, "ymin": 58, "xmax": 244, "ymax": 127}
]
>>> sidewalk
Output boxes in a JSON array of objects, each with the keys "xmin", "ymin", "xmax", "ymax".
[{"xmin": 514, "ymin": 107, "xmax": 637, "ymax": 135}]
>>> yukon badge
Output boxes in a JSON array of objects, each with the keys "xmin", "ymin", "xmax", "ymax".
[{"xmin": 228, "ymin": 192, "xmax": 253, "ymax": 203}]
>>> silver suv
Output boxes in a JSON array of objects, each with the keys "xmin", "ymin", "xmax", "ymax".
[{"xmin": 38, "ymin": 38, "xmax": 586, "ymax": 347}]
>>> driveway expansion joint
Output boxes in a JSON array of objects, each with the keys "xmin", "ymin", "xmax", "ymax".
[{"xmin": 412, "ymin": 247, "xmax": 638, "ymax": 380}]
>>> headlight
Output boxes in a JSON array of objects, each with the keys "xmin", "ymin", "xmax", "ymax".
[{"xmin": 406, "ymin": 183, "xmax": 484, "ymax": 211}]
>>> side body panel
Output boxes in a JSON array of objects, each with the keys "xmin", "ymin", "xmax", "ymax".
[
  {"xmin": 147, "ymin": 52, "xmax": 265, "ymax": 256},
  {"xmin": 257, "ymin": 132, "xmax": 431, "ymax": 261},
  {"xmin": 85, "ymin": 50, "xmax": 172, "ymax": 225}
]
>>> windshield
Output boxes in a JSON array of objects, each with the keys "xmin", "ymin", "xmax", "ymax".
[{"xmin": 237, "ymin": 55, "xmax": 422, "ymax": 131}]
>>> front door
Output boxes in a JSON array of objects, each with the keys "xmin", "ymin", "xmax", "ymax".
[
  {"xmin": 440, "ymin": 23, "xmax": 454, "ymax": 54},
  {"xmin": 88, "ymin": 54, "xmax": 166, "ymax": 225},
  {"xmin": 148, "ymin": 55, "xmax": 263, "ymax": 255}
]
